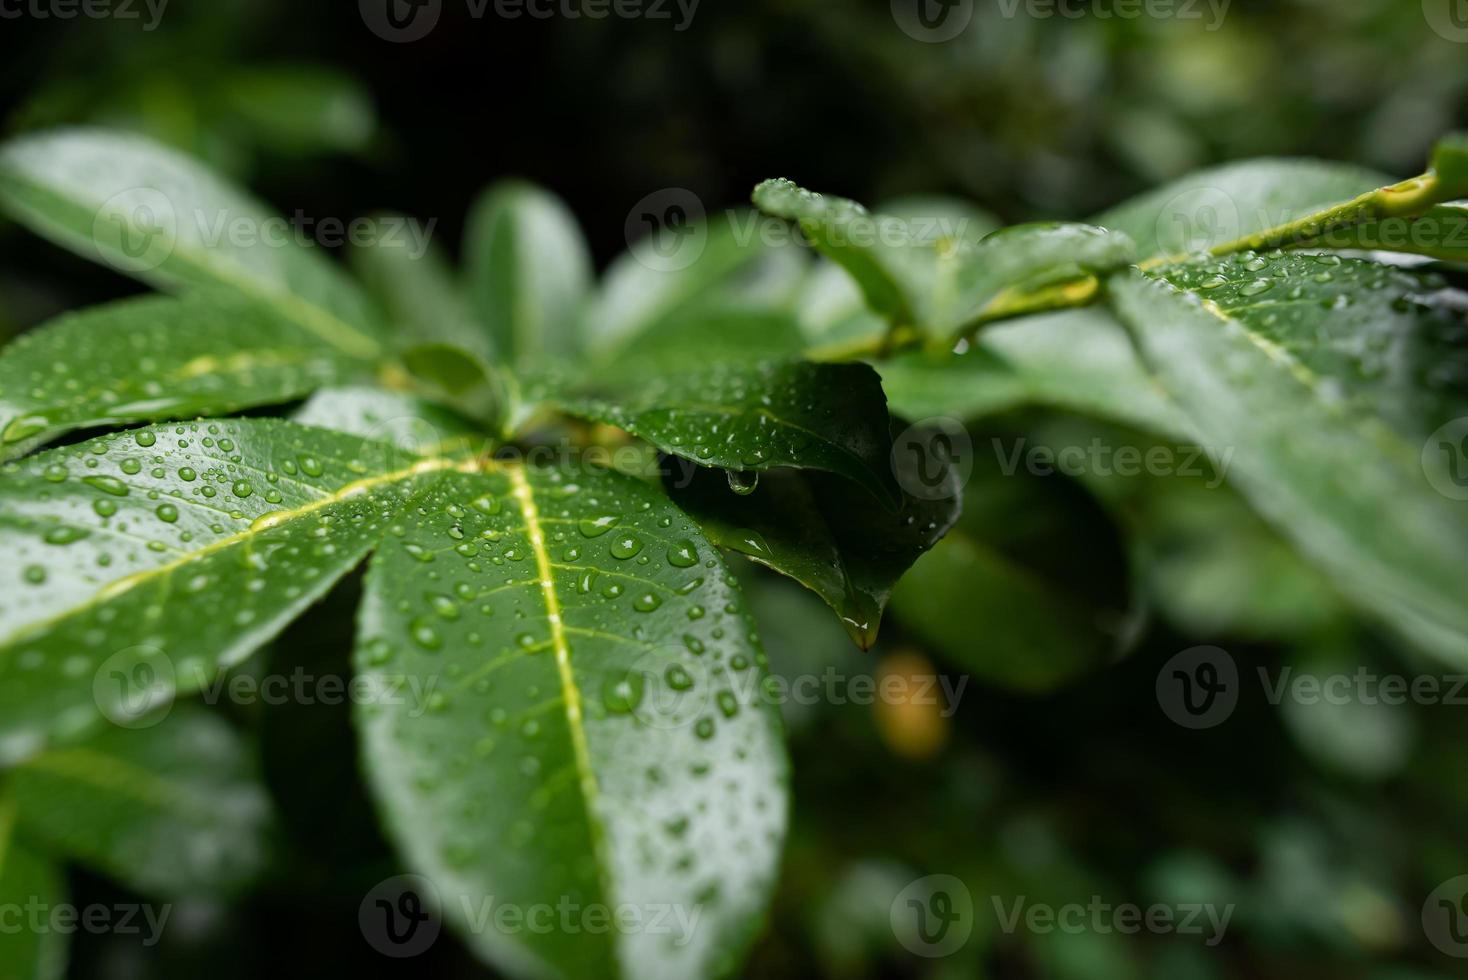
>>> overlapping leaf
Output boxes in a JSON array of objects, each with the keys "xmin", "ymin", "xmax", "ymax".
[
  {"xmin": 1110, "ymin": 254, "xmax": 1468, "ymax": 662},
  {"xmin": 7, "ymin": 706, "xmax": 275, "ymax": 897},
  {"xmin": 877, "ymin": 308, "xmax": 1188, "ymax": 438},
  {"xmin": 0, "ymin": 419, "xmax": 453, "ymax": 762},
  {"xmin": 0, "ymin": 800, "xmax": 67, "ymax": 980},
  {"xmin": 667, "ymin": 437, "xmax": 960, "ymax": 649},
  {"xmin": 351, "ymin": 221, "xmax": 489, "ymax": 361},
  {"xmin": 753, "ymin": 179, "xmax": 1134, "ymax": 343},
  {"xmin": 0, "ymin": 127, "xmax": 383, "ymax": 359},
  {"xmin": 582, "ymin": 210, "xmax": 806, "ymax": 358},
  {"xmin": 355, "ymin": 461, "xmax": 787, "ymax": 979},
  {"xmin": 1097, "ymin": 134, "xmax": 1468, "ymax": 262},
  {"xmin": 464, "ymin": 180, "xmax": 592, "ymax": 365},
  {"xmin": 0, "ymin": 293, "xmax": 374, "ymax": 460},
  {"xmin": 559, "ymin": 360, "xmax": 902, "ymax": 509}
]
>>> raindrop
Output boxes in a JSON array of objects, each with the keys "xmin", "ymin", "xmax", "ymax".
[
  {"xmin": 610, "ymin": 533, "xmax": 644, "ymax": 560},
  {"xmin": 726, "ymin": 470, "xmax": 759, "ymax": 495},
  {"xmin": 667, "ymin": 539, "xmax": 698, "ymax": 567}
]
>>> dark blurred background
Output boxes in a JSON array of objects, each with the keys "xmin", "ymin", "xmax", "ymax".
[{"xmin": 5, "ymin": 2, "xmax": 1468, "ymax": 978}]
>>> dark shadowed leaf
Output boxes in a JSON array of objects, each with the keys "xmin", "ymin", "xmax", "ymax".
[
  {"xmin": 667, "ymin": 447, "xmax": 960, "ymax": 649},
  {"xmin": 0, "ymin": 801, "xmax": 68, "ymax": 980},
  {"xmin": 889, "ymin": 454, "xmax": 1133, "ymax": 693},
  {"xmin": 559, "ymin": 360, "xmax": 902, "ymax": 509},
  {"xmin": 9, "ymin": 706, "xmax": 275, "ymax": 897}
]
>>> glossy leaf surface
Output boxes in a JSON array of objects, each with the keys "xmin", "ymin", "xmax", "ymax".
[
  {"xmin": 355, "ymin": 461, "xmax": 787, "ymax": 979},
  {"xmin": 0, "ymin": 293, "xmax": 372, "ymax": 460},
  {"xmin": 668, "ymin": 455, "xmax": 960, "ymax": 649},
  {"xmin": 559, "ymin": 360, "xmax": 901, "ymax": 509},
  {"xmin": 0, "ymin": 419, "xmax": 452, "ymax": 762},
  {"xmin": 1111, "ymin": 256, "xmax": 1468, "ymax": 663}
]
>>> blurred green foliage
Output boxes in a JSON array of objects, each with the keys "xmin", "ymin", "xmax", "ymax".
[{"xmin": 3, "ymin": 1, "xmax": 1468, "ymax": 978}]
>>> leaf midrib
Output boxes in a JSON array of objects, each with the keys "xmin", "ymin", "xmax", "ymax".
[{"xmin": 503, "ymin": 464, "xmax": 613, "ymax": 914}]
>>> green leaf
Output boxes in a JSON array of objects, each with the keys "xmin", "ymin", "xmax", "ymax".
[
  {"xmin": 398, "ymin": 343, "xmax": 504, "ymax": 427},
  {"xmin": 349, "ymin": 220, "xmax": 488, "ymax": 361},
  {"xmin": 668, "ymin": 453, "xmax": 960, "ymax": 649},
  {"xmin": 217, "ymin": 66, "xmax": 376, "ymax": 156},
  {"xmin": 8, "ymin": 706, "xmax": 274, "ymax": 897},
  {"xmin": 294, "ymin": 386, "xmax": 483, "ymax": 457},
  {"xmin": 0, "ymin": 128, "xmax": 383, "ymax": 359},
  {"xmin": 583, "ymin": 211, "xmax": 805, "ymax": 358},
  {"xmin": 589, "ymin": 309, "xmax": 809, "ymax": 385},
  {"xmin": 1031, "ymin": 417, "xmax": 1343, "ymax": 640},
  {"xmin": 0, "ymin": 419, "xmax": 454, "ymax": 762},
  {"xmin": 558, "ymin": 360, "xmax": 902, "ymax": 509},
  {"xmin": 1099, "ymin": 134, "xmax": 1468, "ymax": 263},
  {"xmin": 0, "ymin": 799, "xmax": 68, "ymax": 980},
  {"xmin": 463, "ymin": 180, "xmax": 592, "ymax": 365},
  {"xmin": 354, "ymin": 460, "xmax": 787, "ymax": 979},
  {"xmin": 877, "ymin": 307, "xmax": 1189, "ymax": 439},
  {"xmin": 1109, "ymin": 255, "xmax": 1468, "ymax": 663},
  {"xmin": 751, "ymin": 179, "xmax": 920, "ymax": 327},
  {"xmin": 889, "ymin": 456, "xmax": 1132, "ymax": 693},
  {"xmin": 0, "ymin": 293, "xmax": 373, "ymax": 460},
  {"xmin": 753, "ymin": 179, "xmax": 1133, "ymax": 343},
  {"xmin": 1093, "ymin": 158, "xmax": 1388, "ymax": 259}
]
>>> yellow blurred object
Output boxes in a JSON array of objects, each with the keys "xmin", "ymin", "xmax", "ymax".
[{"xmin": 873, "ymin": 650, "xmax": 950, "ymax": 760}]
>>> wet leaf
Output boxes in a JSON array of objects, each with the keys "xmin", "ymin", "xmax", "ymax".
[
  {"xmin": 558, "ymin": 360, "xmax": 902, "ymax": 509},
  {"xmin": 355, "ymin": 460, "xmax": 787, "ymax": 978},
  {"xmin": 0, "ymin": 293, "xmax": 373, "ymax": 461},
  {"xmin": 1110, "ymin": 255, "xmax": 1468, "ymax": 664},
  {"xmin": 0, "ymin": 418, "xmax": 454, "ymax": 762}
]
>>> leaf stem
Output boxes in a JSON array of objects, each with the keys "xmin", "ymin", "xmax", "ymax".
[{"xmin": 1139, "ymin": 172, "xmax": 1449, "ymax": 270}]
